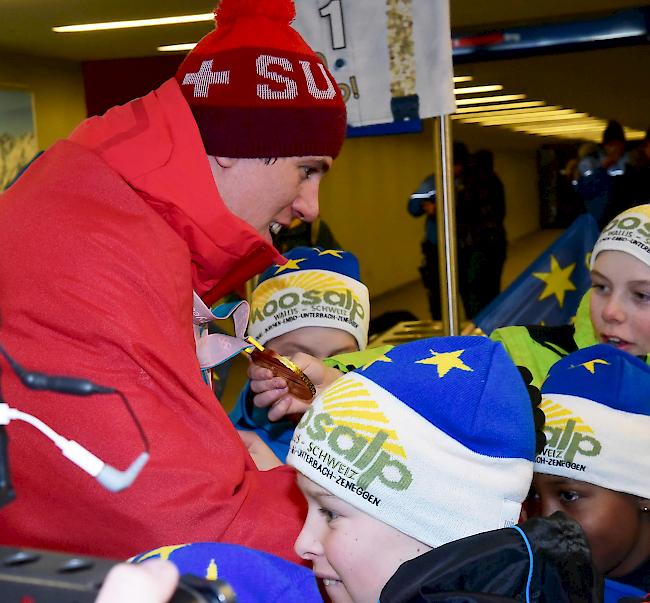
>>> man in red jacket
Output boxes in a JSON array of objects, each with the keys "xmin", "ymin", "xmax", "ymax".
[{"xmin": 0, "ymin": 0, "xmax": 345, "ymax": 562}]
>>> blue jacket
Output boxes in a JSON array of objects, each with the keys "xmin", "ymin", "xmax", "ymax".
[
  {"xmin": 229, "ymin": 383, "xmax": 295, "ymax": 461},
  {"xmin": 604, "ymin": 578, "xmax": 647, "ymax": 603}
]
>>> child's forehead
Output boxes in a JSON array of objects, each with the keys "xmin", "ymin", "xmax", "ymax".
[
  {"xmin": 534, "ymin": 473, "xmax": 599, "ymax": 492},
  {"xmin": 592, "ymin": 249, "xmax": 650, "ymax": 276}
]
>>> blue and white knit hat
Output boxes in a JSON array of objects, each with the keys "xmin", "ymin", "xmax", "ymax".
[
  {"xmin": 131, "ymin": 542, "xmax": 321, "ymax": 603},
  {"xmin": 287, "ymin": 336, "xmax": 536, "ymax": 548},
  {"xmin": 591, "ymin": 204, "xmax": 650, "ymax": 269},
  {"xmin": 536, "ymin": 344, "xmax": 650, "ymax": 498},
  {"xmin": 247, "ymin": 246, "xmax": 369, "ymax": 349}
]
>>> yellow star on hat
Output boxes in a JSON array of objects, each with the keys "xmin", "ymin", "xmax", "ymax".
[
  {"xmin": 362, "ymin": 354, "xmax": 393, "ymax": 371},
  {"xmin": 318, "ymin": 249, "xmax": 344, "ymax": 258},
  {"xmin": 415, "ymin": 349, "xmax": 473, "ymax": 378},
  {"xmin": 135, "ymin": 544, "xmax": 188, "ymax": 561},
  {"xmin": 274, "ymin": 257, "xmax": 306, "ymax": 274},
  {"xmin": 573, "ymin": 358, "xmax": 610, "ymax": 374}
]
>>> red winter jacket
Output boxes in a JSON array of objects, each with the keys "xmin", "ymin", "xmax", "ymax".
[{"xmin": 0, "ymin": 79, "xmax": 306, "ymax": 561}]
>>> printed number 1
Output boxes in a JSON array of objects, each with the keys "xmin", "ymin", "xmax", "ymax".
[{"xmin": 319, "ymin": 0, "xmax": 346, "ymax": 50}]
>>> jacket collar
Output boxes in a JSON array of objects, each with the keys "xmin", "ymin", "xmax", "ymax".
[{"xmin": 68, "ymin": 78, "xmax": 283, "ymax": 302}]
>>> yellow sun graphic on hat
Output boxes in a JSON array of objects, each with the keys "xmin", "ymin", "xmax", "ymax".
[
  {"xmin": 541, "ymin": 398, "xmax": 595, "ymax": 434},
  {"xmin": 251, "ymin": 271, "xmax": 360, "ymax": 315},
  {"xmin": 319, "ymin": 378, "xmax": 406, "ymax": 458}
]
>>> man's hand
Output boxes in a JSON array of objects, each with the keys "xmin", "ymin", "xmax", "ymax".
[
  {"xmin": 248, "ymin": 352, "xmax": 342, "ymax": 422},
  {"xmin": 238, "ymin": 430, "xmax": 283, "ymax": 470}
]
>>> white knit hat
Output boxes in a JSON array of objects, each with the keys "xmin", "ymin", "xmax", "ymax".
[
  {"xmin": 287, "ymin": 336, "xmax": 535, "ymax": 548},
  {"xmin": 591, "ymin": 204, "xmax": 650, "ymax": 269},
  {"xmin": 247, "ymin": 247, "xmax": 369, "ymax": 349},
  {"xmin": 536, "ymin": 344, "xmax": 650, "ymax": 499}
]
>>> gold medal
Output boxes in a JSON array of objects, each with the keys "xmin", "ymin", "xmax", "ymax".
[{"xmin": 244, "ymin": 337, "xmax": 316, "ymax": 400}]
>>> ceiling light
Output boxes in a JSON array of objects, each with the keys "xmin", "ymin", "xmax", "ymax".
[
  {"xmin": 456, "ymin": 94, "xmax": 526, "ymax": 106},
  {"xmin": 514, "ymin": 122, "xmax": 606, "ymax": 133},
  {"xmin": 53, "ymin": 13, "xmax": 212, "ymax": 33},
  {"xmin": 453, "ymin": 84, "xmax": 503, "ymax": 95},
  {"xmin": 625, "ymin": 130, "xmax": 646, "ymax": 140},
  {"xmin": 454, "ymin": 101, "xmax": 545, "ymax": 113},
  {"xmin": 452, "ymin": 76, "xmax": 473, "ymax": 83},
  {"xmin": 452, "ymin": 106, "xmax": 561, "ymax": 120},
  {"xmin": 158, "ymin": 43, "xmax": 197, "ymax": 52},
  {"xmin": 460, "ymin": 110, "xmax": 585, "ymax": 125}
]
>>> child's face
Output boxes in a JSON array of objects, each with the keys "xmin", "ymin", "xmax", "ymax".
[
  {"xmin": 267, "ymin": 326, "xmax": 358, "ymax": 360},
  {"xmin": 294, "ymin": 474, "xmax": 430, "ymax": 603},
  {"xmin": 529, "ymin": 474, "xmax": 650, "ymax": 576},
  {"xmin": 590, "ymin": 250, "xmax": 650, "ymax": 356}
]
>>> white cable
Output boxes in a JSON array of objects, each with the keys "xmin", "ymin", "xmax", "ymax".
[
  {"xmin": 5, "ymin": 406, "xmax": 67, "ymax": 448},
  {"xmin": 0, "ymin": 402, "xmax": 148, "ymax": 491}
]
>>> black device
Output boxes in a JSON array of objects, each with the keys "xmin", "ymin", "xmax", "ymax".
[{"xmin": 0, "ymin": 545, "xmax": 236, "ymax": 602}]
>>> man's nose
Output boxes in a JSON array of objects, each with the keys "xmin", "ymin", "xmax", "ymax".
[{"xmin": 293, "ymin": 182, "xmax": 320, "ymax": 223}]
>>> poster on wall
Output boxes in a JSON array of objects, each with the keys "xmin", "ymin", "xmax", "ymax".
[
  {"xmin": 293, "ymin": 0, "xmax": 455, "ymax": 136},
  {"xmin": 0, "ymin": 88, "xmax": 38, "ymax": 191}
]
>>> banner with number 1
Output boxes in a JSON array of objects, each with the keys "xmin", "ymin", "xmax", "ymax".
[{"xmin": 293, "ymin": 0, "xmax": 456, "ymax": 127}]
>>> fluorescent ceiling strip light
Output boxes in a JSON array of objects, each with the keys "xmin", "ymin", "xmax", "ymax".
[
  {"xmin": 453, "ymin": 76, "xmax": 473, "ymax": 83},
  {"xmin": 460, "ymin": 110, "xmax": 584, "ymax": 125},
  {"xmin": 536, "ymin": 132, "xmax": 601, "ymax": 139},
  {"xmin": 515, "ymin": 122, "xmax": 606, "ymax": 133},
  {"xmin": 53, "ymin": 13, "xmax": 212, "ymax": 32},
  {"xmin": 510, "ymin": 125, "xmax": 602, "ymax": 139},
  {"xmin": 625, "ymin": 130, "xmax": 646, "ymax": 140},
  {"xmin": 513, "ymin": 118, "xmax": 606, "ymax": 129},
  {"xmin": 454, "ymin": 101, "xmax": 545, "ymax": 113},
  {"xmin": 452, "ymin": 106, "xmax": 561, "ymax": 120},
  {"xmin": 517, "ymin": 129, "xmax": 603, "ymax": 137},
  {"xmin": 158, "ymin": 43, "xmax": 197, "ymax": 52},
  {"xmin": 454, "ymin": 84, "xmax": 503, "ymax": 95},
  {"xmin": 456, "ymin": 94, "xmax": 526, "ymax": 106}
]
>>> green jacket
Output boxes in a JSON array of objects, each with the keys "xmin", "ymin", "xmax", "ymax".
[
  {"xmin": 490, "ymin": 291, "xmax": 650, "ymax": 387},
  {"xmin": 326, "ymin": 293, "xmax": 650, "ymax": 387}
]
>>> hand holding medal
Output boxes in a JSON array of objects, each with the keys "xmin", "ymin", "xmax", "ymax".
[{"xmin": 243, "ymin": 337, "xmax": 316, "ymax": 401}]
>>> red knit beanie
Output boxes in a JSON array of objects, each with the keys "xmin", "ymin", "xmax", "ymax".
[{"xmin": 175, "ymin": 0, "xmax": 347, "ymax": 159}]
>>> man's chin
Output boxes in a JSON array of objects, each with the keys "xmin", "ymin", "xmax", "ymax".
[{"xmin": 261, "ymin": 227, "xmax": 274, "ymax": 244}]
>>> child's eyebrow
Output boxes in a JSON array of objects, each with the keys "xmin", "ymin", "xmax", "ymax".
[
  {"xmin": 547, "ymin": 477, "xmax": 580, "ymax": 486},
  {"xmin": 589, "ymin": 270, "xmax": 608, "ymax": 279},
  {"xmin": 285, "ymin": 343, "xmax": 316, "ymax": 355},
  {"xmin": 311, "ymin": 489, "xmax": 336, "ymax": 499}
]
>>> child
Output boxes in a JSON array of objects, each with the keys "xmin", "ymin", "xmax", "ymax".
[
  {"xmin": 231, "ymin": 246, "xmax": 370, "ymax": 459},
  {"xmin": 491, "ymin": 204, "xmax": 650, "ymax": 387},
  {"xmin": 529, "ymin": 344, "xmax": 650, "ymax": 602},
  {"xmin": 286, "ymin": 336, "xmax": 599, "ymax": 602},
  {"xmin": 250, "ymin": 204, "xmax": 650, "ymax": 418}
]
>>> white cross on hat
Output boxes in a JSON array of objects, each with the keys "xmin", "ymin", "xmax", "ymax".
[{"xmin": 182, "ymin": 60, "xmax": 230, "ymax": 98}]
